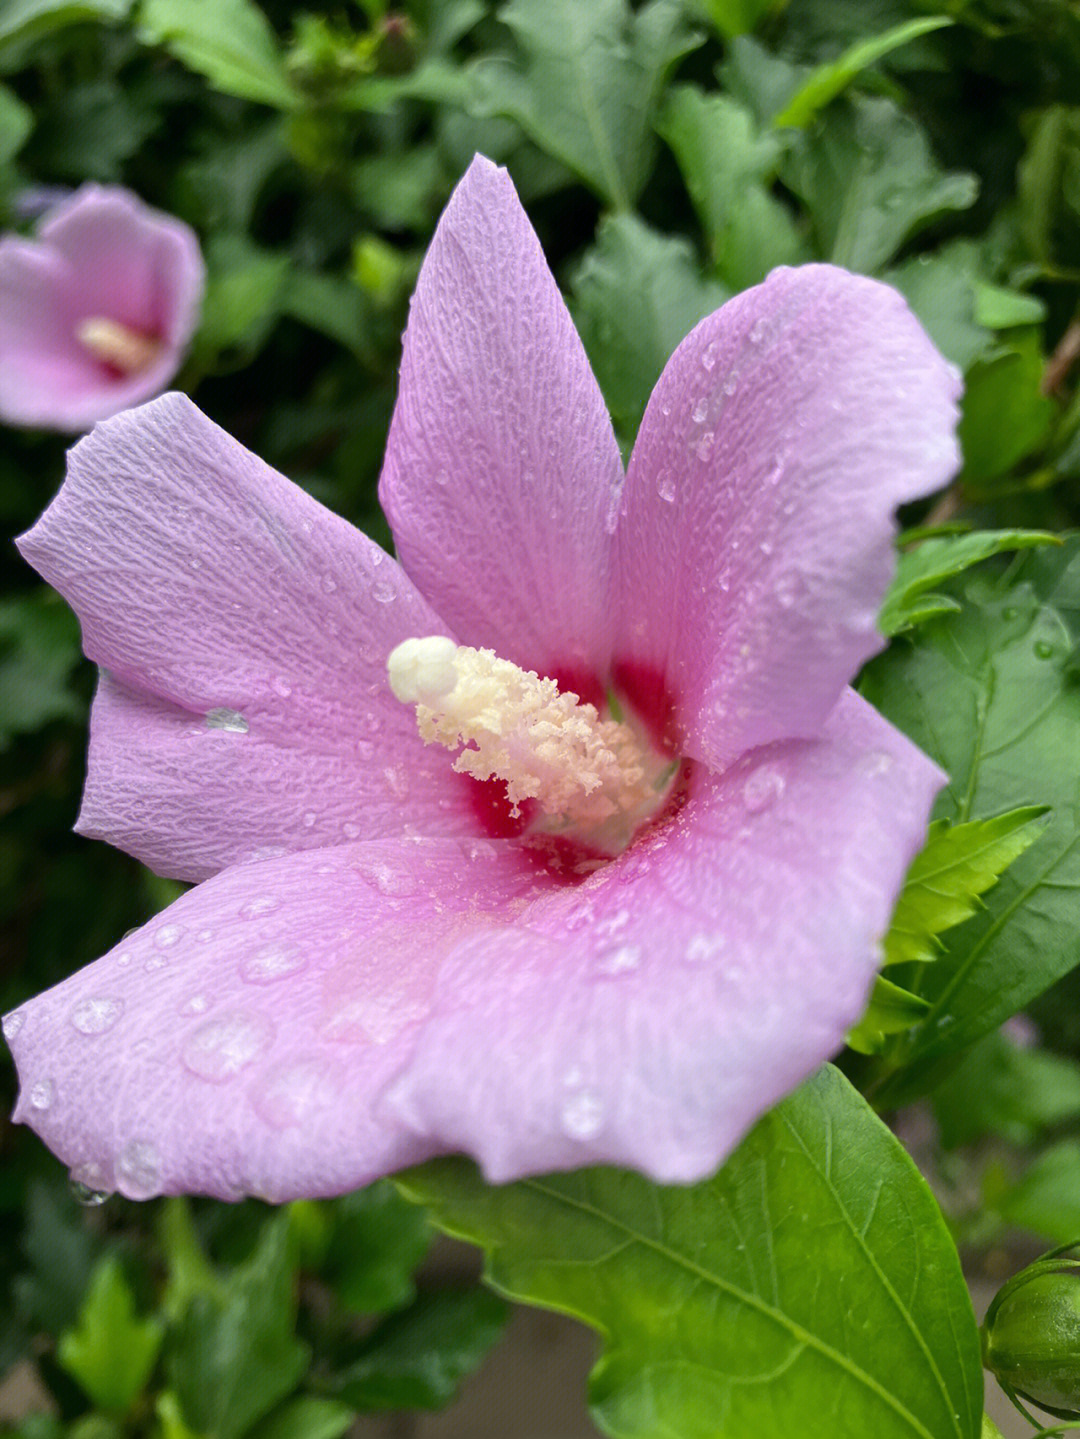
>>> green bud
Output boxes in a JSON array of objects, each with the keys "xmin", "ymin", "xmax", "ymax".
[{"xmin": 982, "ymin": 1244, "xmax": 1080, "ymax": 1420}]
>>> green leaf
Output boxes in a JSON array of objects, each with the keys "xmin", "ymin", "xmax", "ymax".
[
  {"xmin": 57, "ymin": 1256, "xmax": 164, "ymax": 1414},
  {"xmin": 883, "ymin": 808, "xmax": 1051, "ymax": 970},
  {"xmin": 657, "ymin": 86, "xmax": 805, "ymax": 287},
  {"xmin": 847, "ymin": 974, "xmax": 931, "ymax": 1055},
  {"xmin": 958, "ymin": 334, "xmax": 1057, "ymax": 487},
  {"xmin": 138, "ymin": 0, "xmax": 300, "ymax": 109},
  {"xmin": 400, "ymin": 1066, "xmax": 983, "ymax": 1439},
  {"xmin": 0, "ymin": 84, "xmax": 31, "ymax": 164},
  {"xmin": 1017, "ymin": 104, "xmax": 1080, "ymax": 267},
  {"xmin": 0, "ymin": 590, "xmax": 83, "ymax": 749},
  {"xmin": 167, "ymin": 1213, "xmax": 309, "ymax": 1439},
  {"xmin": 783, "ymin": 95, "xmax": 978, "ymax": 272},
  {"xmin": 998, "ymin": 1141, "xmax": 1080, "ymax": 1243},
  {"xmin": 245, "ymin": 1397, "xmax": 356, "ymax": 1439},
  {"xmin": 476, "ymin": 0, "xmax": 702, "ymax": 208},
  {"xmin": 570, "ymin": 213, "xmax": 728, "ymax": 441},
  {"xmin": 27, "ymin": 79, "xmax": 160, "ymax": 181},
  {"xmin": 279, "ymin": 269, "xmax": 377, "ymax": 366},
  {"xmin": 175, "ymin": 118, "xmax": 287, "ymax": 232},
  {"xmin": 331, "ymin": 1288, "xmax": 509, "ymax": 1411},
  {"xmin": 972, "ymin": 281, "xmax": 1047, "ymax": 330},
  {"xmin": 158, "ymin": 1198, "xmax": 222, "ymax": 1322},
  {"xmin": 695, "ymin": 0, "xmax": 786, "ymax": 39},
  {"xmin": 932, "ymin": 1029, "xmax": 1080, "ymax": 1149},
  {"xmin": 14, "ymin": 1180, "xmax": 100, "ymax": 1336},
  {"xmin": 0, "ymin": 0, "xmax": 130, "ymax": 49},
  {"xmin": 880, "ymin": 530, "xmax": 1061, "ymax": 637},
  {"xmin": 860, "ymin": 539, "xmax": 1080, "ymax": 1100},
  {"xmin": 884, "ymin": 249, "xmax": 993, "ymax": 373},
  {"xmin": 773, "ymin": 17, "xmax": 953, "ymax": 129},
  {"xmin": 190, "ymin": 234, "xmax": 290, "ymax": 370},
  {"xmin": 319, "ymin": 1180, "xmax": 432, "ymax": 1316}
]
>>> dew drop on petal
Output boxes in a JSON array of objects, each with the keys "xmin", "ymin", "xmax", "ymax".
[
  {"xmin": 657, "ymin": 471, "xmax": 676, "ymax": 503},
  {"xmin": 702, "ymin": 341, "xmax": 719, "ymax": 371},
  {"xmin": 239, "ymin": 896, "xmax": 279, "ymax": 920},
  {"xmin": 722, "ymin": 375, "xmax": 737, "ymax": 397},
  {"xmin": 562, "ymin": 1089, "xmax": 604, "ymax": 1140},
  {"xmin": 206, "ymin": 707, "xmax": 249, "ymax": 733},
  {"xmin": 69, "ymin": 1164, "xmax": 112, "ymax": 1207},
  {"xmin": 29, "ymin": 1078, "xmax": 55, "ymax": 1110},
  {"xmin": 116, "ymin": 1140, "xmax": 162, "ymax": 1200},
  {"xmin": 272, "ymin": 676, "xmax": 293, "ymax": 698},
  {"xmin": 182, "ymin": 994, "xmax": 209, "ymax": 1015},
  {"xmin": 251, "ymin": 1060, "xmax": 334, "ymax": 1130},
  {"xmin": 303, "ymin": 811, "xmax": 316, "ymax": 828},
  {"xmin": 743, "ymin": 764, "xmax": 785, "ymax": 813},
  {"xmin": 343, "ymin": 821, "xmax": 361, "ymax": 839},
  {"xmin": 181, "ymin": 1012, "xmax": 274, "ymax": 1082},
  {"xmin": 155, "ymin": 924, "xmax": 185, "ymax": 949},
  {"xmin": 116, "ymin": 951, "xmax": 133, "ymax": 967},
  {"xmin": 71, "ymin": 997, "xmax": 123, "ymax": 1035},
  {"xmin": 4, "ymin": 1011, "xmax": 25, "ymax": 1040},
  {"xmin": 596, "ymin": 944, "xmax": 640, "ymax": 976},
  {"xmin": 749, "ymin": 317, "xmax": 768, "ymax": 344},
  {"xmin": 691, "ymin": 397, "xmax": 709, "ymax": 424},
  {"xmin": 240, "ymin": 943, "xmax": 306, "ymax": 984},
  {"xmin": 859, "ymin": 750, "xmax": 894, "ymax": 778},
  {"xmin": 372, "ymin": 581, "xmax": 395, "ymax": 604},
  {"xmin": 686, "ymin": 933, "xmax": 725, "ymax": 965}
]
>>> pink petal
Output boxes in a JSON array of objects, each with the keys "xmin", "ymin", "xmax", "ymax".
[
  {"xmin": 0, "ymin": 187, "xmax": 204, "ymax": 432},
  {"xmin": 384, "ymin": 690, "xmax": 944, "ymax": 1183},
  {"xmin": 4, "ymin": 838, "xmax": 553, "ymax": 1202},
  {"xmin": 18, "ymin": 394, "xmax": 478, "ymax": 881},
  {"xmin": 379, "ymin": 156, "xmax": 622, "ymax": 684},
  {"xmin": 613, "ymin": 265, "xmax": 961, "ymax": 768}
]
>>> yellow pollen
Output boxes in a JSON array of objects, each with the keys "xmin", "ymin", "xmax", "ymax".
[
  {"xmin": 75, "ymin": 317, "xmax": 163, "ymax": 375},
  {"xmin": 387, "ymin": 636, "xmax": 667, "ymax": 838}
]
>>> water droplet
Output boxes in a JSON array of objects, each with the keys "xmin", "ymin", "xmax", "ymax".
[
  {"xmin": 272, "ymin": 676, "xmax": 293, "ymax": 699},
  {"xmin": 686, "ymin": 933, "xmax": 724, "ymax": 964},
  {"xmin": 321, "ymin": 574, "xmax": 337, "ymax": 593},
  {"xmin": 384, "ymin": 765, "xmax": 409, "ymax": 800},
  {"xmin": 302, "ymin": 810, "xmax": 316, "ymax": 828},
  {"xmin": 749, "ymin": 318, "xmax": 768, "ymax": 344},
  {"xmin": 240, "ymin": 943, "xmax": 305, "ymax": 984},
  {"xmin": 775, "ymin": 573, "xmax": 798, "ymax": 609},
  {"xmin": 694, "ymin": 431, "xmax": 715, "ymax": 463},
  {"xmin": 183, "ymin": 994, "xmax": 209, "ymax": 1014},
  {"xmin": 434, "ymin": 468, "xmax": 450, "ymax": 486},
  {"xmin": 145, "ymin": 954, "xmax": 168, "ymax": 972},
  {"xmin": 1002, "ymin": 606, "xmax": 1019, "ymax": 621},
  {"xmin": 355, "ymin": 859, "xmax": 417, "ymax": 897},
  {"xmin": 562, "ymin": 1089, "xmax": 603, "ymax": 1140},
  {"xmin": 372, "ymin": 581, "xmax": 395, "ymax": 604},
  {"xmin": 4, "ymin": 1011, "xmax": 25, "ymax": 1040},
  {"xmin": 239, "ymin": 896, "xmax": 278, "ymax": 920},
  {"xmin": 155, "ymin": 924, "xmax": 185, "ymax": 949},
  {"xmin": 29, "ymin": 1078, "xmax": 55, "ymax": 1110},
  {"xmin": 1034, "ymin": 640, "xmax": 1054, "ymax": 659},
  {"xmin": 116, "ymin": 951, "xmax": 133, "ymax": 967},
  {"xmin": 660, "ymin": 400, "xmax": 672, "ymax": 417},
  {"xmin": 691, "ymin": 397, "xmax": 709, "ymax": 424},
  {"xmin": 702, "ymin": 341, "xmax": 719, "ymax": 371},
  {"xmin": 69, "ymin": 1166, "xmax": 112, "ymax": 1207},
  {"xmin": 196, "ymin": 930, "xmax": 214, "ymax": 943},
  {"xmin": 859, "ymin": 750, "xmax": 894, "ymax": 778},
  {"xmin": 597, "ymin": 944, "xmax": 640, "ymax": 976},
  {"xmin": 206, "ymin": 707, "xmax": 249, "ymax": 733},
  {"xmin": 743, "ymin": 764, "xmax": 785, "ymax": 813},
  {"xmin": 722, "ymin": 375, "xmax": 738, "ymax": 397},
  {"xmin": 181, "ymin": 1012, "xmax": 274, "ymax": 1082},
  {"xmin": 657, "ymin": 471, "xmax": 676, "ymax": 503},
  {"xmin": 252, "ymin": 1060, "xmax": 334, "ymax": 1129},
  {"xmin": 759, "ymin": 539, "xmax": 773, "ymax": 557},
  {"xmin": 116, "ymin": 1140, "xmax": 162, "ymax": 1200},
  {"xmin": 71, "ymin": 997, "xmax": 123, "ymax": 1035},
  {"xmin": 343, "ymin": 821, "xmax": 361, "ymax": 839}
]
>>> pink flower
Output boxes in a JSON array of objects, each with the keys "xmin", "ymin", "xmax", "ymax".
[
  {"xmin": 0, "ymin": 185, "xmax": 204, "ymax": 432},
  {"xmin": 8, "ymin": 157, "xmax": 958, "ymax": 1202}
]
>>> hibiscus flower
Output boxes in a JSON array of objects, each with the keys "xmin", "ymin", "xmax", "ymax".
[
  {"xmin": 0, "ymin": 185, "xmax": 204, "ymax": 432},
  {"xmin": 7, "ymin": 157, "xmax": 958, "ymax": 1202}
]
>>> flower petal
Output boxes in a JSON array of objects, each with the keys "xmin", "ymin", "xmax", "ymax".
[
  {"xmin": 18, "ymin": 394, "xmax": 477, "ymax": 881},
  {"xmin": 379, "ymin": 155, "xmax": 622, "ymax": 682},
  {"xmin": 383, "ymin": 690, "xmax": 944, "ymax": 1183},
  {"xmin": 613, "ymin": 265, "xmax": 961, "ymax": 767},
  {"xmin": 4, "ymin": 838, "xmax": 553, "ymax": 1202}
]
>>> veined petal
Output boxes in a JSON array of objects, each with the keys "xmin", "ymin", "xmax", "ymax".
[
  {"xmin": 613, "ymin": 265, "xmax": 961, "ymax": 767},
  {"xmin": 17, "ymin": 394, "xmax": 476, "ymax": 881},
  {"xmin": 380, "ymin": 155, "xmax": 622, "ymax": 683},
  {"xmin": 4, "ymin": 838, "xmax": 553, "ymax": 1202},
  {"xmin": 383, "ymin": 691, "xmax": 944, "ymax": 1183}
]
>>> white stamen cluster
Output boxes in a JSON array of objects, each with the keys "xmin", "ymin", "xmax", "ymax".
[
  {"xmin": 75, "ymin": 317, "xmax": 162, "ymax": 375},
  {"xmin": 388, "ymin": 636, "xmax": 665, "ymax": 834}
]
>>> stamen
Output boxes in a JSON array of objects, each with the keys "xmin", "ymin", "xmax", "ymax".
[
  {"xmin": 75, "ymin": 318, "xmax": 162, "ymax": 375},
  {"xmin": 388, "ymin": 637, "xmax": 672, "ymax": 848}
]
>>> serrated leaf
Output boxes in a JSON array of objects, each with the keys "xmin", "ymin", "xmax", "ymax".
[
  {"xmin": 138, "ymin": 0, "xmax": 300, "ymax": 109},
  {"xmin": 0, "ymin": 590, "xmax": 84, "ymax": 748},
  {"xmin": 657, "ymin": 86, "xmax": 806, "ymax": 286},
  {"xmin": 166, "ymin": 1213, "xmax": 309, "ymax": 1439},
  {"xmin": 57, "ymin": 1256, "xmax": 164, "ymax": 1413},
  {"xmin": 884, "ymin": 808, "xmax": 1050, "ymax": 970},
  {"xmin": 476, "ymin": 0, "xmax": 702, "ymax": 208},
  {"xmin": 847, "ymin": 974, "xmax": 931, "ymax": 1055},
  {"xmin": 861, "ymin": 539, "xmax": 1080, "ymax": 1101},
  {"xmin": 773, "ymin": 17, "xmax": 952, "ymax": 129},
  {"xmin": 570, "ymin": 213, "xmax": 728, "ymax": 441},
  {"xmin": 399, "ymin": 1066, "xmax": 982, "ymax": 1439},
  {"xmin": 880, "ymin": 530, "xmax": 1061, "ymax": 637},
  {"xmin": 331, "ymin": 1288, "xmax": 508, "ymax": 1411},
  {"xmin": 782, "ymin": 95, "xmax": 978, "ymax": 272}
]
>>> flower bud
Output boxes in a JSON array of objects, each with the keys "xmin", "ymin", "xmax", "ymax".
[{"xmin": 982, "ymin": 1245, "xmax": 1080, "ymax": 1420}]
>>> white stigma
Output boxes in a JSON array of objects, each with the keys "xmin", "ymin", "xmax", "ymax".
[
  {"xmin": 75, "ymin": 317, "xmax": 162, "ymax": 375},
  {"xmin": 387, "ymin": 637, "xmax": 672, "ymax": 847}
]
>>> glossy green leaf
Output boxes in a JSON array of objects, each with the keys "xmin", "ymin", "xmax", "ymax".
[
  {"xmin": 138, "ymin": 0, "xmax": 300, "ymax": 109},
  {"xmin": 657, "ymin": 85, "xmax": 805, "ymax": 286},
  {"xmin": 476, "ymin": 0, "xmax": 702, "ymax": 208},
  {"xmin": 959, "ymin": 335, "xmax": 1057, "ymax": 486},
  {"xmin": 861, "ymin": 540, "xmax": 1080, "ymax": 1101},
  {"xmin": 880, "ymin": 530, "xmax": 1060, "ymax": 637},
  {"xmin": 331, "ymin": 1287, "xmax": 508, "ymax": 1411},
  {"xmin": 400, "ymin": 1066, "xmax": 982, "ymax": 1439},
  {"xmin": 883, "ymin": 808, "xmax": 1051, "ymax": 969},
  {"xmin": 167, "ymin": 1213, "xmax": 309, "ymax": 1439},
  {"xmin": 773, "ymin": 17, "xmax": 952, "ymax": 129},
  {"xmin": 884, "ymin": 249, "xmax": 993, "ymax": 373},
  {"xmin": 847, "ymin": 974, "xmax": 931, "ymax": 1055},
  {"xmin": 318, "ymin": 1180, "xmax": 432, "ymax": 1316},
  {"xmin": 783, "ymin": 96, "xmax": 978, "ymax": 273},
  {"xmin": 57, "ymin": 1256, "xmax": 164, "ymax": 1413},
  {"xmin": 245, "ymin": 1397, "xmax": 356, "ymax": 1439},
  {"xmin": 570, "ymin": 212, "xmax": 728, "ymax": 440},
  {"xmin": 972, "ymin": 282, "xmax": 1047, "ymax": 330}
]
